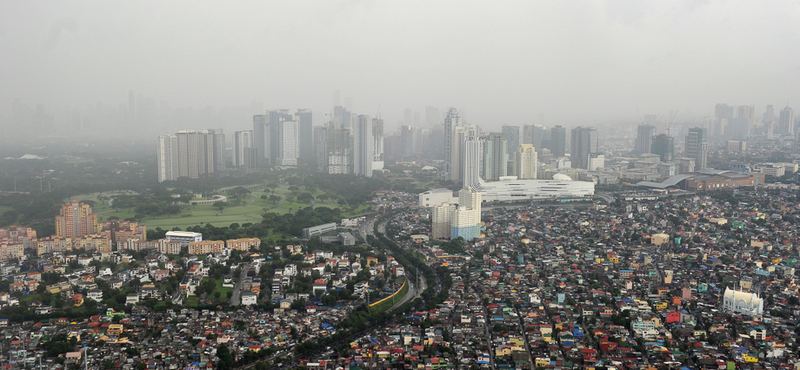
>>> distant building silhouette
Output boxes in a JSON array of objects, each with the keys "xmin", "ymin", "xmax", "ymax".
[
  {"xmin": 550, "ymin": 125, "xmax": 566, "ymax": 158},
  {"xmin": 570, "ymin": 126, "xmax": 598, "ymax": 169}
]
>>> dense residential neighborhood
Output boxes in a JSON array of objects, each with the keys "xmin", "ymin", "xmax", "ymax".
[{"xmin": 2, "ymin": 183, "xmax": 800, "ymax": 369}]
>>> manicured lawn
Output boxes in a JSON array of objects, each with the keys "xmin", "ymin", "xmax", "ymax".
[
  {"xmin": 209, "ymin": 279, "xmax": 233, "ymax": 302},
  {"xmin": 185, "ymin": 296, "xmax": 200, "ymax": 308},
  {"xmin": 67, "ymin": 178, "xmax": 370, "ymax": 232}
]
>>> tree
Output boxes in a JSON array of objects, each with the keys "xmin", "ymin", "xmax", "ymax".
[{"xmin": 217, "ymin": 344, "xmax": 234, "ymax": 370}]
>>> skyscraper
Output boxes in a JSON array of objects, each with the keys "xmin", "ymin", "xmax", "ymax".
[
  {"xmin": 233, "ymin": 130, "xmax": 255, "ymax": 168},
  {"xmin": 715, "ymin": 103, "xmax": 733, "ymax": 119},
  {"xmin": 779, "ymin": 106, "xmax": 794, "ymax": 136},
  {"xmin": 685, "ymin": 127, "xmax": 709, "ymax": 170},
  {"xmin": 501, "ymin": 125, "xmax": 520, "ymax": 158},
  {"xmin": 372, "ymin": 118, "xmax": 384, "ymax": 164},
  {"xmin": 55, "ymin": 200, "xmax": 98, "ymax": 239},
  {"xmin": 763, "ymin": 104, "xmax": 775, "ymax": 125},
  {"xmin": 463, "ymin": 136, "xmax": 483, "ymax": 191},
  {"xmin": 451, "ymin": 188, "xmax": 481, "ymax": 241},
  {"xmin": 158, "ymin": 129, "xmax": 224, "ymax": 182},
  {"xmin": 176, "ymin": 131, "xmax": 202, "ymax": 179},
  {"xmin": 252, "ymin": 114, "xmax": 268, "ymax": 166},
  {"xmin": 482, "ymin": 133, "xmax": 508, "ymax": 181},
  {"xmin": 209, "ymin": 129, "xmax": 226, "ymax": 172},
  {"xmin": 514, "ymin": 144, "xmax": 538, "ymax": 179},
  {"xmin": 431, "ymin": 203, "xmax": 456, "ymax": 240},
  {"xmin": 327, "ymin": 128, "xmax": 351, "ymax": 175},
  {"xmin": 268, "ymin": 110, "xmax": 293, "ymax": 165},
  {"xmin": 570, "ymin": 126, "xmax": 598, "ymax": 169},
  {"xmin": 353, "ymin": 115, "xmax": 373, "ymax": 177},
  {"xmin": 443, "ymin": 108, "xmax": 460, "ymax": 181},
  {"xmin": 296, "ymin": 109, "xmax": 313, "ymax": 160},
  {"xmin": 156, "ymin": 134, "xmax": 178, "ymax": 182},
  {"xmin": 651, "ymin": 134, "xmax": 674, "ymax": 162},
  {"xmin": 732, "ymin": 105, "xmax": 755, "ymax": 137},
  {"xmin": 313, "ymin": 126, "xmax": 329, "ymax": 173},
  {"xmin": 450, "ymin": 124, "xmax": 479, "ymax": 184},
  {"xmin": 550, "ymin": 125, "xmax": 567, "ymax": 157},
  {"xmin": 635, "ymin": 125, "xmax": 656, "ymax": 155},
  {"xmin": 276, "ymin": 120, "xmax": 298, "ymax": 166},
  {"xmin": 334, "ymin": 106, "xmax": 351, "ymax": 129},
  {"xmin": 523, "ymin": 124, "xmax": 546, "ymax": 149}
]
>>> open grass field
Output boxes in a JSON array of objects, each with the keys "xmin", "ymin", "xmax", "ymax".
[
  {"xmin": 209, "ymin": 279, "xmax": 233, "ymax": 301},
  {"xmin": 69, "ymin": 180, "xmax": 372, "ymax": 231}
]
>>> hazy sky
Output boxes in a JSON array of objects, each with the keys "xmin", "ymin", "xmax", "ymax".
[{"xmin": 2, "ymin": 0, "xmax": 800, "ymax": 131}]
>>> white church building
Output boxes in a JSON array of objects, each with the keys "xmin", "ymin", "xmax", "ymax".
[{"xmin": 722, "ymin": 288, "xmax": 764, "ymax": 317}]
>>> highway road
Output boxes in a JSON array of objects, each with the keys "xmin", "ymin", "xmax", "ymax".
[{"xmin": 252, "ymin": 212, "xmax": 436, "ymax": 370}]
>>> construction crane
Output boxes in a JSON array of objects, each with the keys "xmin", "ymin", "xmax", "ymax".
[{"xmin": 666, "ymin": 110, "xmax": 678, "ymax": 137}]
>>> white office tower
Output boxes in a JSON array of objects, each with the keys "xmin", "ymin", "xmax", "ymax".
[
  {"xmin": 514, "ymin": 144, "xmax": 538, "ymax": 179},
  {"xmin": 450, "ymin": 124, "xmax": 480, "ymax": 183},
  {"xmin": 463, "ymin": 137, "xmax": 483, "ymax": 190},
  {"xmin": 157, "ymin": 134, "xmax": 178, "ymax": 182},
  {"xmin": 276, "ymin": 120, "xmax": 299, "ymax": 166},
  {"xmin": 233, "ymin": 130, "xmax": 254, "ymax": 168},
  {"xmin": 431, "ymin": 203, "xmax": 456, "ymax": 240},
  {"xmin": 442, "ymin": 108, "xmax": 461, "ymax": 180},
  {"xmin": 451, "ymin": 189, "xmax": 481, "ymax": 241},
  {"xmin": 353, "ymin": 115, "xmax": 373, "ymax": 177},
  {"xmin": 372, "ymin": 118, "xmax": 384, "ymax": 170},
  {"xmin": 483, "ymin": 133, "xmax": 508, "ymax": 181}
]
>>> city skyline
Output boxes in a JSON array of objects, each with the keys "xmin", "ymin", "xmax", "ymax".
[{"xmin": 4, "ymin": 1, "xmax": 800, "ymax": 137}]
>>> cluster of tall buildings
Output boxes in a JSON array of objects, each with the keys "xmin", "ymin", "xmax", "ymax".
[
  {"xmin": 707, "ymin": 103, "xmax": 797, "ymax": 139},
  {"xmin": 441, "ymin": 109, "xmax": 600, "ymax": 189},
  {"xmin": 311, "ymin": 108, "xmax": 384, "ymax": 177},
  {"xmin": 249, "ymin": 109, "xmax": 312, "ymax": 168},
  {"xmin": 157, "ymin": 107, "xmax": 385, "ymax": 182},
  {"xmin": 157, "ymin": 129, "xmax": 226, "ymax": 183},
  {"xmin": 635, "ymin": 125, "xmax": 709, "ymax": 171}
]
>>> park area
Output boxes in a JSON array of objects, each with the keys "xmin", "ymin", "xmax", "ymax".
[{"xmin": 71, "ymin": 179, "xmax": 371, "ymax": 230}]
